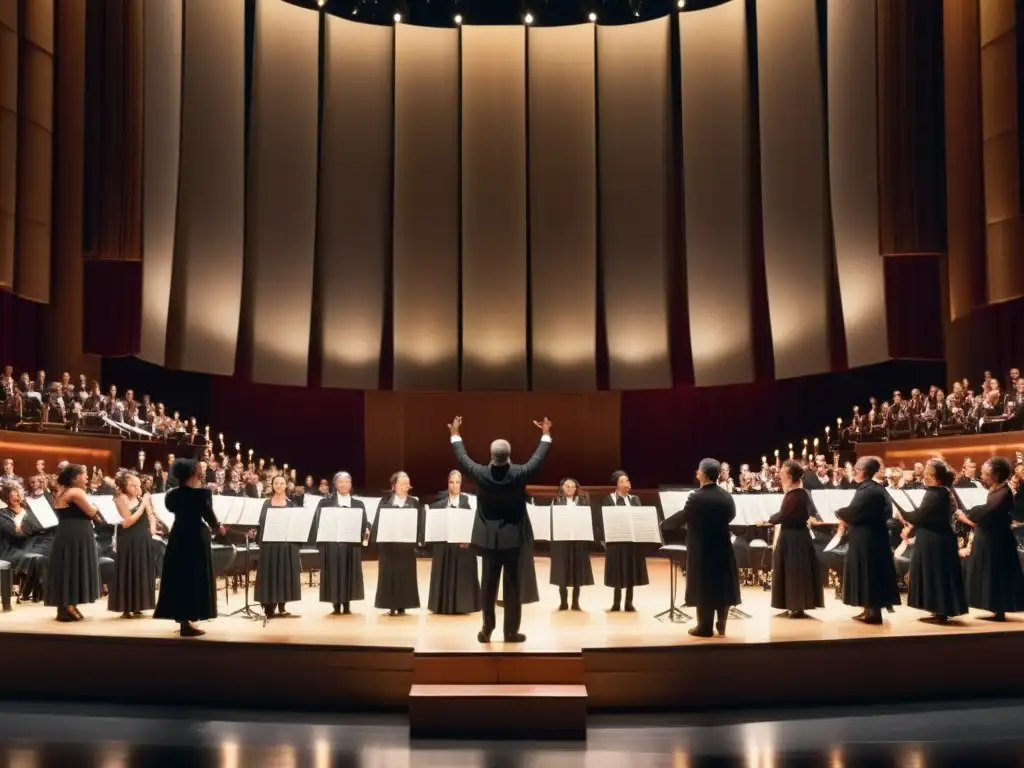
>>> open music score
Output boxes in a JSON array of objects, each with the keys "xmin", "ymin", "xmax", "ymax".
[
  {"xmin": 356, "ymin": 496, "xmax": 382, "ymax": 525},
  {"xmin": 885, "ymin": 487, "xmax": 913, "ymax": 514},
  {"xmin": 87, "ymin": 495, "xmax": 124, "ymax": 526},
  {"xmin": 552, "ymin": 505, "xmax": 595, "ymax": 542},
  {"xmin": 375, "ymin": 507, "xmax": 419, "ymax": 544},
  {"xmin": 657, "ymin": 490, "xmax": 693, "ymax": 519},
  {"xmin": 262, "ymin": 506, "xmax": 316, "ymax": 543},
  {"xmin": 954, "ymin": 486, "xmax": 988, "ymax": 511},
  {"xmin": 902, "ymin": 488, "xmax": 927, "ymax": 510},
  {"xmin": 424, "ymin": 506, "xmax": 475, "ymax": 544},
  {"xmin": 150, "ymin": 492, "xmax": 172, "ymax": 531},
  {"xmin": 601, "ymin": 506, "xmax": 662, "ymax": 544},
  {"xmin": 808, "ymin": 489, "xmax": 856, "ymax": 552},
  {"xmin": 24, "ymin": 496, "xmax": 57, "ymax": 529},
  {"xmin": 732, "ymin": 494, "xmax": 782, "ymax": 525},
  {"xmin": 316, "ymin": 507, "xmax": 366, "ymax": 544},
  {"xmin": 527, "ymin": 503, "xmax": 551, "ymax": 541}
]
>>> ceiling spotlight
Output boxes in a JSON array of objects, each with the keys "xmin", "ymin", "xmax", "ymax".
[
  {"xmin": 634, "ymin": 9, "xmax": 640, "ymax": 17},
  {"xmin": 588, "ymin": 11, "xmax": 597, "ymax": 21},
  {"xmin": 454, "ymin": 13, "xmax": 462, "ymax": 24},
  {"xmin": 524, "ymin": 11, "xmax": 534, "ymax": 24},
  {"xmin": 351, "ymin": 6, "xmax": 358, "ymax": 14},
  {"xmin": 393, "ymin": 12, "xmax": 402, "ymax": 22},
  {"xmin": 316, "ymin": 0, "xmax": 325, "ymax": 7},
  {"xmin": 678, "ymin": 0, "xmax": 686, "ymax": 7}
]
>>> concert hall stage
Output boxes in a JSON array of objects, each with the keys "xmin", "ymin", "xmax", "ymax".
[{"xmin": 3, "ymin": 559, "xmax": 1024, "ymax": 727}]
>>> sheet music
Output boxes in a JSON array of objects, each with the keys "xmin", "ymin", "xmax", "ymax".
[
  {"xmin": 447, "ymin": 507, "xmax": 475, "ymax": 544},
  {"xmin": 302, "ymin": 493, "xmax": 321, "ymax": 510},
  {"xmin": 376, "ymin": 507, "xmax": 418, "ymax": 543},
  {"xmin": 824, "ymin": 531, "xmax": 843, "ymax": 552},
  {"xmin": 25, "ymin": 496, "xmax": 57, "ymax": 528},
  {"xmin": 552, "ymin": 506, "xmax": 594, "ymax": 542},
  {"xmin": 238, "ymin": 497, "xmax": 264, "ymax": 526},
  {"xmin": 464, "ymin": 493, "xmax": 478, "ymax": 511},
  {"xmin": 902, "ymin": 488, "xmax": 927, "ymax": 509},
  {"xmin": 809, "ymin": 490, "xmax": 837, "ymax": 523},
  {"xmin": 356, "ymin": 496, "xmax": 382, "ymax": 525},
  {"xmin": 89, "ymin": 496, "xmax": 123, "ymax": 525},
  {"xmin": 424, "ymin": 508, "xmax": 449, "ymax": 543},
  {"xmin": 601, "ymin": 506, "xmax": 662, "ymax": 544},
  {"xmin": 261, "ymin": 507, "xmax": 292, "ymax": 543},
  {"xmin": 527, "ymin": 503, "xmax": 551, "ymax": 541},
  {"xmin": 286, "ymin": 507, "xmax": 316, "ymax": 542},
  {"xmin": 212, "ymin": 495, "xmax": 242, "ymax": 524},
  {"xmin": 316, "ymin": 507, "xmax": 364, "ymax": 543},
  {"xmin": 151, "ymin": 493, "xmax": 173, "ymax": 531},
  {"xmin": 886, "ymin": 487, "xmax": 912, "ymax": 513},
  {"xmin": 657, "ymin": 490, "xmax": 693, "ymax": 519},
  {"xmin": 954, "ymin": 487, "xmax": 988, "ymax": 511}
]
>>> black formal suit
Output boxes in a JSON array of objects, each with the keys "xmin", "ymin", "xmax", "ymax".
[
  {"xmin": 451, "ymin": 434, "xmax": 550, "ymax": 638},
  {"xmin": 662, "ymin": 484, "xmax": 741, "ymax": 636}
]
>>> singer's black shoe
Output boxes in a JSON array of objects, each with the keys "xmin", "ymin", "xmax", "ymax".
[
  {"xmin": 477, "ymin": 629, "xmax": 492, "ymax": 643},
  {"xmin": 504, "ymin": 633, "xmax": 527, "ymax": 643}
]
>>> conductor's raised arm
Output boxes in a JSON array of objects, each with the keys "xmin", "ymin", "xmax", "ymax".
[
  {"xmin": 519, "ymin": 417, "xmax": 553, "ymax": 478},
  {"xmin": 448, "ymin": 416, "xmax": 487, "ymax": 481}
]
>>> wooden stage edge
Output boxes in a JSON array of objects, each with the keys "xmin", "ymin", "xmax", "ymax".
[{"xmin": 3, "ymin": 561, "xmax": 1024, "ymax": 713}]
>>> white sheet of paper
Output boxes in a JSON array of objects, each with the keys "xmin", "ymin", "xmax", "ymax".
[
  {"xmin": 150, "ymin": 493, "xmax": 173, "ymax": 530},
  {"xmin": 658, "ymin": 490, "xmax": 693, "ymax": 519},
  {"xmin": 886, "ymin": 487, "xmax": 912, "ymax": 513},
  {"xmin": 261, "ymin": 508, "xmax": 291, "ymax": 542},
  {"xmin": 601, "ymin": 506, "xmax": 633, "ymax": 543},
  {"xmin": 446, "ymin": 507, "xmax": 475, "ymax": 544},
  {"xmin": 527, "ymin": 503, "xmax": 551, "ymax": 541},
  {"xmin": 285, "ymin": 507, "xmax": 315, "ymax": 542},
  {"xmin": 302, "ymin": 494, "xmax": 320, "ymax": 510},
  {"xmin": 356, "ymin": 496, "xmax": 382, "ymax": 525},
  {"xmin": 316, "ymin": 507, "xmax": 365, "ymax": 544},
  {"xmin": 464, "ymin": 493, "xmax": 478, "ymax": 511},
  {"xmin": 424, "ymin": 508, "xmax": 448, "ymax": 543},
  {"xmin": 90, "ymin": 496, "xmax": 123, "ymax": 525},
  {"xmin": 824, "ymin": 531, "xmax": 843, "ymax": 552},
  {"xmin": 238, "ymin": 497, "xmax": 264, "ymax": 526},
  {"xmin": 903, "ymin": 488, "xmax": 927, "ymax": 509},
  {"xmin": 552, "ymin": 506, "xmax": 594, "ymax": 542},
  {"xmin": 376, "ymin": 507, "xmax": 418, "ymax": 543},
  {"xmin": 212, "ymin": 495, "xmax": 241, "ymax": 524},
  {"xmin": 25, "ymin": 496, "xmax": 58, "ymax": 528},
  {"xmin": 630, "ymin": 506, "xmax": 663, "ymax": 543},
  {"xmin": 954, "ymin": 487, "xmax": 988, "ymax": 511},
  {"xmin": 758, "ymin": 494, "xmax": 783, "ymax": 523}
]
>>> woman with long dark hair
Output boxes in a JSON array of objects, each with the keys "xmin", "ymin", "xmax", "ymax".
[
  {"xmin": 154, "ymin": 458, "xmax": 224, "ymax": 636},
  {"xmin": 769, "ymin": 460, "xmax": 824, "ymax": 618},
  {"xmin": 107, "ymin": 471, "xmax": 157, "ymax": 618},
  {"xmin": 898, "ymin": 458, "xmax": 967, "ymax": 623},
  {"xmin": 550, "ymin": 477, "xmax": 594, "ymax": 611},
  {"xmin": 45, "ymin": 464, "xmax": 101, "ymax": 621}
]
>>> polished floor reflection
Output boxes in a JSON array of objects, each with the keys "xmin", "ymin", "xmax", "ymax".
[{"xmin": 0, "ymin": 699, "xmax": 1023, "ymax": 766}]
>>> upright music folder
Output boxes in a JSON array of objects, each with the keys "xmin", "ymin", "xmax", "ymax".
[
  {"xmin": 25, "ymin": 496, "xmax": 58, "ymax": 529},
  {"xmin": 88, "ymin": 496, "xmax": 124, "ymax": 526},
  {"xmin": 375, "ymin": 507, "xmax": 419, "ymax": 544},
  {"xmin": 262, "ymin": 506, "xmax": 316, "ymax": 543},
  {"xmin": 316, "ymin": 507, "xmax": 365, "ymax": 544},
  {"xmin": 551, "ymin": 505, "xmax": 594, "ymax": 542},
  {"xmin": 527, "ymin": 503, "xmax": 551, "ymax": 541},
  {"xmin": 423, "ymin": 506, "xmax": 475, "ymax": 544},
  {"xmin": 601, "ymin": 506, "xmax": 662, "ymax": 544}
]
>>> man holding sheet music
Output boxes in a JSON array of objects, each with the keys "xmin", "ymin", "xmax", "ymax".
[{"xmin": 449, "ymin": 415, "xmax": 551, "ymax": 644}]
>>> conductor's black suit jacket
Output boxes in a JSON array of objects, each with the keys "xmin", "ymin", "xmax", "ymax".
[{"xmin": 451, "ymin": 436, "xmax": 550, "ymax": 551}]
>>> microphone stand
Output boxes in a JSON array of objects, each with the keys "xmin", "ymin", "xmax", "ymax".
[{"xmin": 227, "ymin": 532, "xmax": 266, "ymax": 626}]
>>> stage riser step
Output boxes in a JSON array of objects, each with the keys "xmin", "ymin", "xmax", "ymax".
[
  {"xmin": 412, "ymin": 654, "xmax": 585, "ymax": 686},
  {"xmin": 409, "ymin": 684, "xmax": 587, "ymax": 740}
]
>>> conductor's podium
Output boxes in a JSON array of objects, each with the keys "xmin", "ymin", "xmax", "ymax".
[{"xmin": 408, "ymin": 651, "xmax": 587, "ymax": 739}]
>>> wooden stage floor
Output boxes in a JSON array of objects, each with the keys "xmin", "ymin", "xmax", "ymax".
[
  {"xmin": 4, "ymin": 558, "xmax": 1024, "ymax": 713},
  {"xmin": 4, "ymin": 559, "xmax": 1023, "ymax": 651}
]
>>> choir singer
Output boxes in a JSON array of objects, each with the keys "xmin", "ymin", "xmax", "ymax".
[{"xmin": 449, "ymin": 415, "xmax": 551, "ymax": 644}]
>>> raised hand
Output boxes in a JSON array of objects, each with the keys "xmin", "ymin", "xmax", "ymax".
[
  {"xmin": 533, "ymin": 417, "xmax": 552, "ymax": 435},
  {"xmin": 448, "ymin": 416, "xmax": 463, "ymax": 436}
]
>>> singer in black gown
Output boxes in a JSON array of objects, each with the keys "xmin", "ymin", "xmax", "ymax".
[
  {"xmin": 427, "ymin": 470, "xmax": 481, "ymax": 615},
  {"xmin": 45, "ymin": 464, "xmax": 101, "ymax": 622},
  {"xmin": 107, "ymin": 472, "xmax": 156, "ymax": 617},
  {"xmin": 372, "ymin": 472, "xmax": 421, "ymax": 615},
  {"xmin": 603, "ymin": 471, "xmax": 648, "ymax": 612},
  {"xmin": 549, "ymin": 478, "xmax": 594, "ymax": 611},
  {"xmin": 315, "ymin": 471, "xmax": 368, "ymax": 615},
  {"xmin": 898, "ymin": 459, "xmax": 967, "ymax": 622},
  {"xmin": 254, "ymin": 474, "xmax": 302, "ymax": 618},
  {"xmin": 769, "ymin": 461, "xmax": 824, "ymax": 617},
  {"xmin": 154, "ymin": 459, "xmax": 223, "ymax": 636},
  {"xmin": 957, "ymin": 457, "xmax": 1024, "ymax": 620},
  {"xmin": 835, "ymin": 456, "xmax": 900, "ymax": 624}
]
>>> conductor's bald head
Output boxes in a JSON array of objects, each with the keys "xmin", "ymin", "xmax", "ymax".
[{"xmin": 490, "ymin": 439, "xmax": 511, "ymax": 466}]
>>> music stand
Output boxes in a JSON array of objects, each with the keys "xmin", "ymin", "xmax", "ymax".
[
  {"xmin": 655, "ymin": 545, "xmax": 691, "ymax": 623},
  {"xmin": 226, "ymin": 534, "xmax": 266, "ymax": 626}
]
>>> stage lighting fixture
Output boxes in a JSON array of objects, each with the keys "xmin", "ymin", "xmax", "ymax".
[
  {"xmin": 678, "ymin": 0, "xmax": 686, "ymax": 7},
  {"xmin": 524, "ymin": 11, "xmax": 534, "ymax": 24},
  {"xmin": 316, "ymin": 0, "xmax": 325, "ymax": 7},
  {"xmin": 454, "ymin": 13, "xmax": 462, "ymax": 24},
  {"xmin": 394, "ymin": 12, "xmax": 402, "ymax": 22},
  {"xmin": 589, "ymin": 11, "xmax": 597, "ymax": 21}
]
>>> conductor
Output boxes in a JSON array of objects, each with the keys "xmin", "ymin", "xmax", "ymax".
[{"xmin": 449, "ymin": 415, "xmax": 552, "ymax": 644}]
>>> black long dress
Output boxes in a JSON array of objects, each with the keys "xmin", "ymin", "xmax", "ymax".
[
  {"xmin": 903, "ymin": 486, "xmax": 967, "ymax": 617},
  {"xmin": 427, "ymin": 494, "xmax": 481, "ymax": 615},
  {"xmin": 603, "ymin": 493, "xmax": 650, "ymax": 589},
  {"xmin": 835, "ymin": 482, "xmax": 900, "ymax": 610},
  {"xmin": 549, "ymin": 497, "xmax": 595, "ymax": 588},
  {"xmin": 315, "ymin": 493, "xmax": 367, "ymax": 609},
  {"xmin": 965, "ymin": 485, "xmax": 1024, "ymax": 613},
  {"xmin": 154, "ymin": 486, "xmax": 218, "ymax": 622},
  {"xmin": 769, "ymin": 488, "xmax": 824, "ymax": 611},
  {"xmin": 44, "ymin": 497, "xmax": 101, "ymax": 608},
  {"xmin": 254, "ymin": 499, "xmax": 302, "ymax": 609},
  {"xmin": 107, "ymin": 500, "xmax": 156, "ymax": 614},
  {"xmin": 372, "ymin": 496, "xmax": 421, "ymax": 611}
]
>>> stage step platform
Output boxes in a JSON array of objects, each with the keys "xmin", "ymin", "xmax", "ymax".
[
  {"xmin": 409, "ymin": 650, "xmax": 587, "ymax": 738},
  {"xmin": 408, "ymin": 683, "xmax": 588, "ymax": 740}
]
